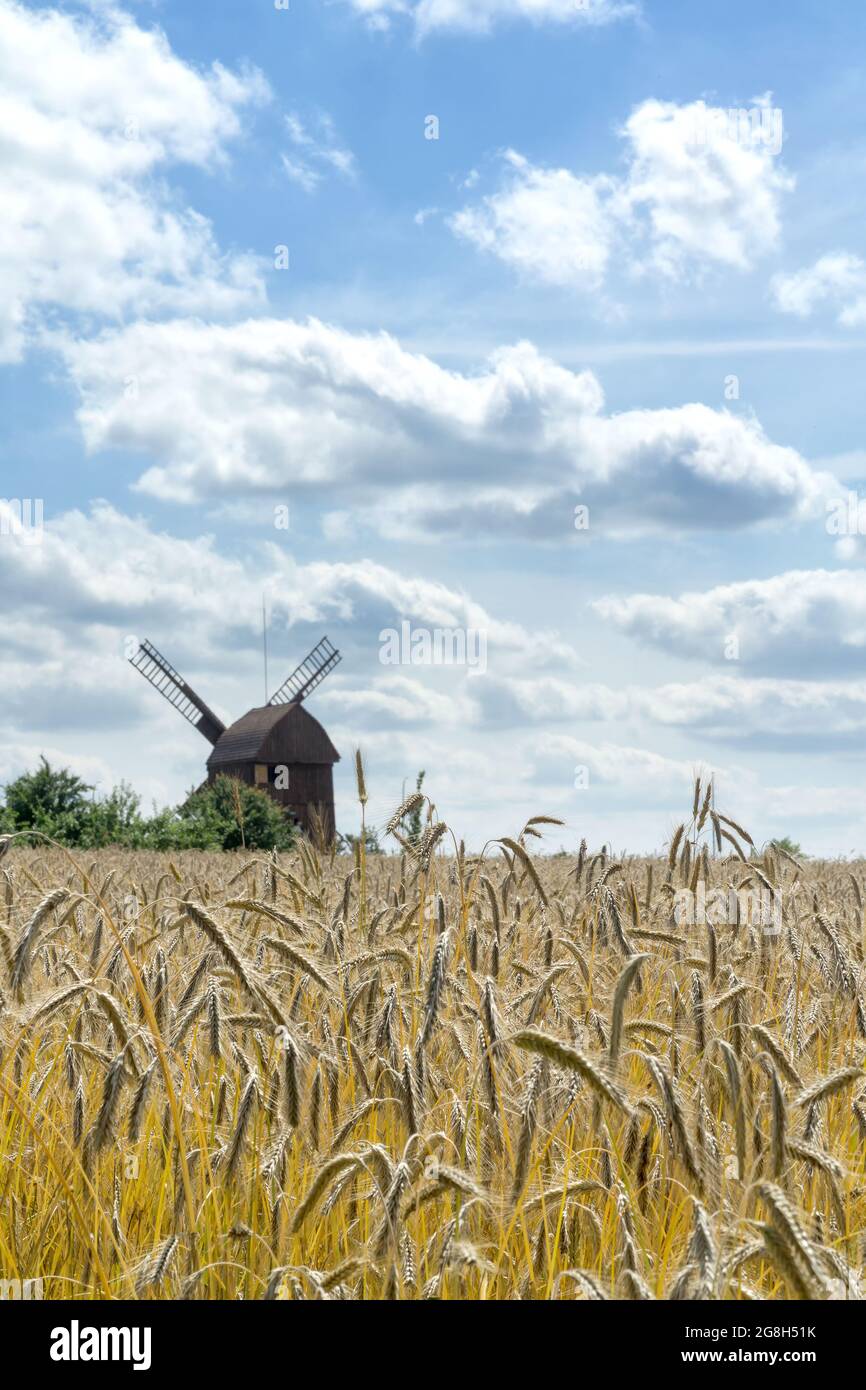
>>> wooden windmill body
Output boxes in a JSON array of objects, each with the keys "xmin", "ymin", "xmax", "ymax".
[{"xmin": 129, "ymin": 636, "xmax": 342, "ymax": 841}]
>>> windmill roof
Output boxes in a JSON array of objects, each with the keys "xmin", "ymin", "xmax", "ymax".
[{"xmin": 207, "ymin": 702, "xmax": 340, "ymax": 768}]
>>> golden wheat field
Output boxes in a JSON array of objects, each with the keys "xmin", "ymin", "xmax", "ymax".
[{"xmin": 1, "ymin": 777, "xmax": 864, "ymax": 1302}]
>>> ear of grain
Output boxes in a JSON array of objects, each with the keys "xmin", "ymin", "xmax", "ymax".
[
  {"xmin": 3, "ymin": 782, "xmax": 864, "ymax": 1302},
  {"xmin": 512, "ymin": 1030, "xmax": 631, "ymax": 1116}
]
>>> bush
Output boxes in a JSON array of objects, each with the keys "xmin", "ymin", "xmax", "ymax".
[
  {"xmin": 171, "ymin": 777, "xmax": 295, "ymax": 851},
  {"xmin": 0, "ymin": 761, "xmax": 295, "ymax": 852}
]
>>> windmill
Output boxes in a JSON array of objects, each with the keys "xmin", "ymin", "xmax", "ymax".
[{"xmin": 129, "ymin": 636, "xmax": 342, "ymax": 841}]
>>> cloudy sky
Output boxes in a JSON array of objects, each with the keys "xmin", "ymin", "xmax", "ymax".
[{"xmin": 3, "ymin": 0, "xmax": 866, "ymax": 853}]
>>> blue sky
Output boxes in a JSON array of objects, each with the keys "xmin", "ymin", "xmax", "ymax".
[{"xmin": 3, "ymin": 0, "xmax": 866, "ymax": 852}]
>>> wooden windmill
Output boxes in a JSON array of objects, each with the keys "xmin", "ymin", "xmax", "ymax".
[{"xmin": 129, "ymin": 636, "xmax": 342, "ymax": 841}]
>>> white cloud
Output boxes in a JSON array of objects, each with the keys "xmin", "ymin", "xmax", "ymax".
[
  {"xmin": 282, "ymin": 112, "xmax": 356, "ymax": 191},
  {"xmin": 533, "ymin": 734, "xmax": 700, "ymax": 799},
  {"xmin": 59, "ymin": 316, "xmax": 835, "ymax": 538},
  {"xmin": 0, "ymin": 742, "xmax": 116, "ymax": 795},
  {"xmin": 640, "ymin": 675, "xmax": 866, "ymax": 744},
  {"xmin": 451, "ymin": 150, "xmax": 613, "ymax": 290},
  {"xmin": 0, "ymin": 501, "xmax": 573, "ymax": 686},
  {"xmin": 771, "ymin": 252, "xmax": 866, "ymax": 326},
  {"xmin": 450, "ymin": 98, "xmax": 792, "ymax": 289},
  {"xmin": 621, "ymin": 97, "xmax": 791, "ymax": 275},
  {"xmin": 319, "ymin": 675, "xmax": 475, "ymax": 727},
  {"xmin": 0, "ymin": 0, "xmax": 268, "ymax": 360},
  {"xmin": 594, "ymin": 568, "xmax": 866, "ymax": 676},
  {"xmin": 473, "ymin": 676, "xmax": 630, "ymax": 726},
  {"xmin": 281, "ymin": 156, "xmax": 321, "ymax": 194},
  {"xmin": 344, "ymin": 0, "xmax": 637, "ymax": 37},
  {"xmin": 477, "ymin": 671, "xmax": 866, "ymax": 746}
]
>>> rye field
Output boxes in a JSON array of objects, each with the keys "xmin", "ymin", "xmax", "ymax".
[{"xmin": 1, "ymin": 778, "xmax": 864, "ymax": 1301}]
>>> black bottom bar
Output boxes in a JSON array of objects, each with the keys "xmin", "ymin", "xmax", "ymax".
[{"xmin": 0, "ymin": 1296, "xmax": 853, "ymax": 1377}]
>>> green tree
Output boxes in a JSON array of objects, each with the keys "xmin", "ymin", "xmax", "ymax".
[
  {"xmin": 338, "ymin": 825, "xmax": 383, "ymax": 854},
  {"xmin": 81, "ymin": 782, "xmax": 147, "ymax": 848},
  {"xmin": 2, "ymin": 758, "xmax": 94, "ymax": 843},
  {"xmin": 770, "ymin": 836, "xmax": 803, "ymax": 858}
]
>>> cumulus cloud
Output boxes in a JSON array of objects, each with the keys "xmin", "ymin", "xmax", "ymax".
[
  {"xmin": 343, "ymin": 0, "xmax": 637, "ymax": 37},
  {"xmin": 532, "ymin": 734, "xmax": 700, "ymax": 800},
  {"xmin": 450, "ymin": 151, "xmax": 613, "ymax": 290},
  {"xmin": 771, "ymin": 252, "xmax": 866, "ymax": 326},
  {"xmin": 641, "ymin": 675, "xmax": 866, "ymax": 746},
  {"xmin": 475, "ymin": 672, "xmax": 866, "ymax": 748},
  {"xmin": 58, "ymin": 316, "xmax": 835, "ymax": 537},
  {"xmin": 621, "ymin": 98, "xmax": 791, "ymax": 274},
  {"xmin": 594, "ymin": 569, "xmax": 866, "ymax": 676},
  {"xmin": 0, "ymin": 0, "xmax": 267, "ymax": 360},
  {"xmin": 0, "ymin": 502, "xmax": 574, "ymax": 701},
  {"xmin": 318, "ymin": 675, "xmax": 475, "ymax": 728},
  {"xmin": 450, "ymin": 97, "xmax": 792, "ymax": 289}
]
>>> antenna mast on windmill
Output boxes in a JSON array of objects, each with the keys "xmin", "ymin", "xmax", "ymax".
[
  {"xmin": 262, "ymin": 593, "xmax": 269, "ymax": 707},
  {"xmin": 129, "ymin": 636, "xmax": 343, "ymax": 841}
]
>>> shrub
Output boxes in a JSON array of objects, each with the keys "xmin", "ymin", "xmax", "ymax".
[
  {"xmin": 171, "ymin": 776, "xmax": 296, "ymax": 851},
  {"xmin": 0, "ymin": 762, "xmax": 295, "ymax": 852}
]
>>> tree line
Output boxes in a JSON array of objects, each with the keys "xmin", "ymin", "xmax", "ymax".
[{"xmin": 0, "ymin": 758, "xmax": 294, "ymax": 851}]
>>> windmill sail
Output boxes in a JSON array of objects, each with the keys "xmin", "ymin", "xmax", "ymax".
[
  {"xmin": 269, "ymin": 636, "xmax": 342, "ymax": 706},
  {"xmin": 128, "ymin": 640, "xmax": 226, "ymax": 745}
]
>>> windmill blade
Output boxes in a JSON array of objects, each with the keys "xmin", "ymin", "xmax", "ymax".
[
  {"xmin": 129, "ymin": 640, "xmax": 226, "ymax": 746},
  {"xmin": 269, "ymin": 636, "xmax": 342, "ymax": 706}
]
